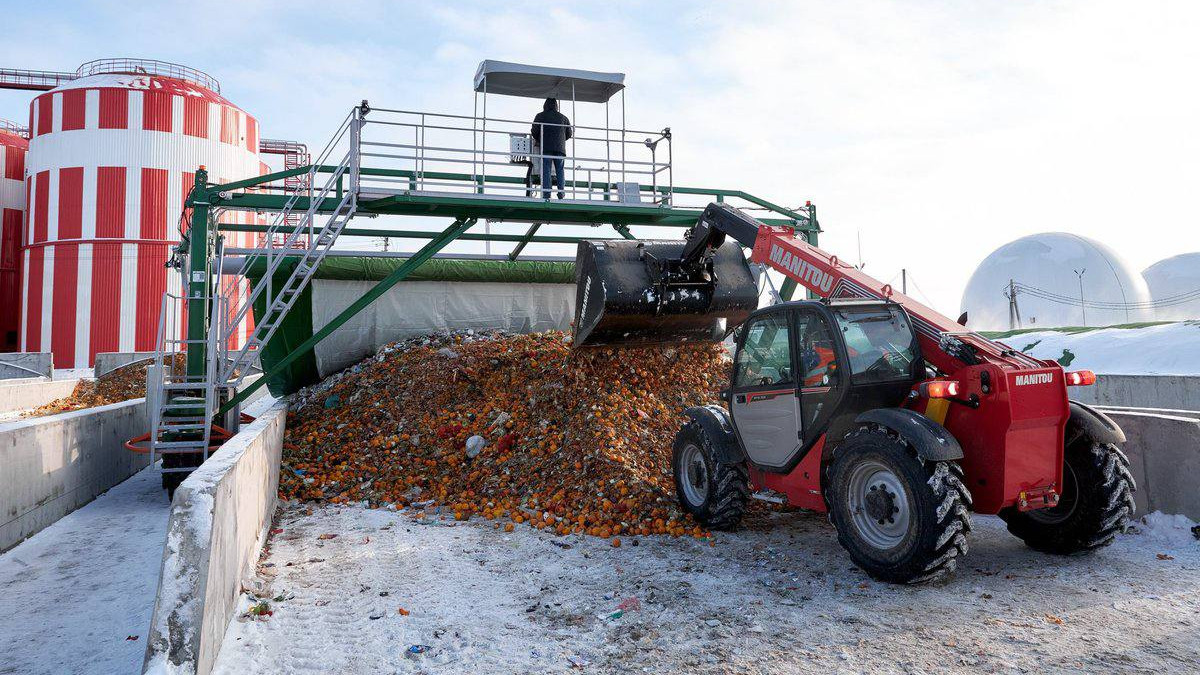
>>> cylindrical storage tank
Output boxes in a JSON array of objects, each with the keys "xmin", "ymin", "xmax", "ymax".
[
  {"xmin": 960, "ymin": 232, "xmax": 1155, "ymax": 331},
  {"xmin": 0, "ymin": 121, "xmax": 27, "ymax": 352},
  {"xmin": 1143, "ymin": 253, "xmax": 1200, "ymax": 321},
  {"xmin": 22, "ymin": 61, "xmax": 261, "ymax": 368}
]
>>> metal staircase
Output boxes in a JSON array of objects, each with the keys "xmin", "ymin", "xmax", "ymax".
[{"xmin": 148, "ymin": 107, "xmax": 363, "ymax": 462}]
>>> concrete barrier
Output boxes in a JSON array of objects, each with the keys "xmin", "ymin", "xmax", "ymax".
[
  {"xmin": 0, "ymin": 353, "xmax": 53, "ymax": 380},
  {"xmin": 0, "ymin": 398, "xmax": 151, "ymax": 552},
  {"xmin": 1101, "ymin": 408, "xmax": 1200, "ymax": 520},
  {"xmin": 144, "ymin": 400, "xmax": 287, "ymax": 675},
  {"xmin": 0, "ymin": 377, "xmax": 79, "ymax": 414},
  {"xmin": 1071, "ymin": 375, "xmax": 1200, "ymax": 411},
  {"xmin": 94, "ymin": 351, "xmax": 160, "ymax": 378}
]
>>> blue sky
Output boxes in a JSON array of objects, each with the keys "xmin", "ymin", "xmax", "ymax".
[{"xmin": 2, "ymin": 1, "xmax": 1197, "ymax": 315}]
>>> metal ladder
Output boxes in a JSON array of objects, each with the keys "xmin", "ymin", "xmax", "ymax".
[
  {"xmin": 148, "ymin": 236, "xmax": 228, "ymax": 468},
  {"xmin": 147, "ymin": 106, "xmax": 364, "ymax": 461}
]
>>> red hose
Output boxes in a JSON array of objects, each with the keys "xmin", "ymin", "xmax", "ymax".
[{"xmin": 125, "ymin": 420, "xmax": 240, "ymax": 454}]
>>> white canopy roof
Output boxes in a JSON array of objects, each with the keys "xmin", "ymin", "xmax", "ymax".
[{"xmin": 473, "ymin": 60, "xmax": 625, "ymax": 103}]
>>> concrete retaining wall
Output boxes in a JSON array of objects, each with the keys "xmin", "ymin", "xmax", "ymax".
[
  {"xmin": 1101, "ymin": 408, "xmax": 1200, "ymax": 520},
  {"xmin": 0, "ymin": 353, "xmax": 53, "ymax": 380},
  {"xmin": 0, "ymin": 378, "xmax": 79, "ymax": 414},
  {"xmin": 144, "ymin": 400, "xmax": 287, "ymax": 675},
  {"xmin": 95, "ymin": 351, "xmax": 160, "ymax": 378},
  {"xmin": 1072, "ymin": 375, "xmax": 1200, "ymax": 411},
  {"xmin": 0, "ymin": 398, "xmax": 151, "ymax": 552}
]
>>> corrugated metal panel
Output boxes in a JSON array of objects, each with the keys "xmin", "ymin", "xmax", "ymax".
[
  {"xmin": 21, "ymin": 72, "xmax": 262, "ymax": 367},
  {"xmin": 0, "ymin": 130, "xmax": 27, "ymax": 351}
]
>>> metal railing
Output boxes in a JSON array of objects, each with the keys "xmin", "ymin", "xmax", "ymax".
[
  {"xmin": 0, "ymin": 118, "xmax": 27, "ymax": 136},
  {"xmin": 260, "ymin": 138, "xmax": 314, "ymax": 242},
  {"xmin": 358, "ymin": 107, "xmax": 673, "ymax": 205},
  {"xmin": 0, "ymin": 58, "xmax": 221, "ymax": 93},
  {"xmin": 76, "ymin": 58, "xmax": 221, "ymax": 93},
  {"xmin": 217, "ymin": 107, "xmax": 361, "ymax": 386},
  {"xmin": 0, "ymin": 67, "xmax": 77, "ymax": 92}
]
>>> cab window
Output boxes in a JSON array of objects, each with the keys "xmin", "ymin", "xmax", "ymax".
[
  {"xmin": 796, "ymin": 313, "xmax": 839, "ymax": 387},
  {"xmin": 834, "ymin": 307, "xmax": 917, "ymax": 383},
  {"xmin": 734, "ymin": 313, "xmax": 793, "ymax": 387}
]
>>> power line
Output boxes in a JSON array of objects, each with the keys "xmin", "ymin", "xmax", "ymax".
[{"xmin": 1002, "ymin": 281, "xmax": 1200, "ymax": 310}]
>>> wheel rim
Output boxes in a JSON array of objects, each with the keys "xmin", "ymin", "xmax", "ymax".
[
  {"xmin": 678, "ymin": 443, "xmax": 709, "ymax": 507},
  {"xmin": 846, "ymin": 459, "xmax": 911, "ymax": 550}
]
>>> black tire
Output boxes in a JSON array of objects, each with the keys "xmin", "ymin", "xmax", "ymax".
[
  {"xmin": 161, "ymin": 451, "xmax": 203, "ymax": 501},
  {"xmin": 827, "ymin": 425, "xmax": 973, "ymax": 584},
  {"xmin": 672, "ymin": 419, "xmax": 749, "ymax": 530},
  {"xmin": 1000, "ymin": 437, "xmax": 1136, "ymax": 554}
]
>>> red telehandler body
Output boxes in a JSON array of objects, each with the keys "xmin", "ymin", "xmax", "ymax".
[{"xmin": 573, "ymin": 203, "xmax": 1135, "ymax": 583}]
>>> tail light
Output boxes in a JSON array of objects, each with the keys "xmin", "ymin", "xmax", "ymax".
[
  {"xmin": 1065, "ymin": 370, "xmax": 1096, "ymax": 386},
  {"xmin": 920, "ymin": 380, "xmax": 961, "ymax": 399}
]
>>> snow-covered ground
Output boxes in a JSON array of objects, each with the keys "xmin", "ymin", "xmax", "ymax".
[
  {"xmin": 216, "ymin": 503, "xmax": 1200, "ymax": 674},
  {"xmin": 996, "ymin": 321, "xmax": 1200, "ymax": 375},
  {"xmin": 0, "ymin": 394, "xmax": 278, "ymax": 675},
  {"xmin": 0, "ymin": 468, "xmax": 169, "ymax": 675}
]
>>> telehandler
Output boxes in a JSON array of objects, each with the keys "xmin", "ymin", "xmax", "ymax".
[{"xmin": 573, "ymin": 203, "xmax": 1135, "ymax": 583}]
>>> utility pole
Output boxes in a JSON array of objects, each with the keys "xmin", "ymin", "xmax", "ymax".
[
  {"xmin": 1005, "ymin": 278, "xmax": 1022, "ymax": 330},
  {"xmin": 1073, "ymin": 268, "xmax": 1087, "ymax": 326}
]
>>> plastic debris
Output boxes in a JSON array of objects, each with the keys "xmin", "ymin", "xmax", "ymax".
[
  {"xmin": 317, "ymin": 533, "xmax": 337, "ymax": 540},
  {"xmin": 567, "ymin": 655, "xmax": 590, "ymax": 668},
  {"xmin": 465, "ymin": 435, "xmax": 486, "ymax": 459},
  {"xmin": 246, "ymin": 600, "xmax": 273, "ymax": 618},
  {"xmin": 407, "ymin": 645, "xmax": 432, "ymax": 654},
  {"xmin": 279, "ymin": 331, "xmax": 728, "ymax": 538},
  {"xmin": 324, "ymin": 395, "xmax": 341, "ymax": 409}
]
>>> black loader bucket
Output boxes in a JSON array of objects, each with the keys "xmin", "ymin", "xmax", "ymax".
[{"xmin": 573, "ymin": 239, "xmax": 759, "ymax": 347}]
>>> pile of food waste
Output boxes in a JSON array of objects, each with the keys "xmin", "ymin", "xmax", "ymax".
[
  {"xmin": 27, "ymin": 354, "xmax": 184, "ymax": 418},
  {"xmin": 280, "ymin": 330, "xmax": 732, "ymax": 540}
]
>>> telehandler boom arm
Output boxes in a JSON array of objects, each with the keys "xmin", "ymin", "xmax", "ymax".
[{"xmin": 695, "ymin": 203, "xmax": 1046, "ymax": 376}]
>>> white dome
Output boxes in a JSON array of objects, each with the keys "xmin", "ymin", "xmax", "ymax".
[
  {"xmin": 960, "ymin": 233, "xmax": 1154, "ymax": 331},
  {"xmin": 1143, "ymin": 253, "xmax": 1200, "ymax": 321}
]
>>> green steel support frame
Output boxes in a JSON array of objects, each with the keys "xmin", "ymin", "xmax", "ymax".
[
  {"xmin": 219, "ymin": 217, "xmax": 477, "ymax": 414},
  {"xmin": 182, "ymin": 159, "xmax": 821, "ymax": 416}
]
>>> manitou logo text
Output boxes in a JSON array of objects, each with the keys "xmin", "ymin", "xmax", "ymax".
[
  {"xmin": 769, "ymin": 245, "xmax": 834, "ymax": 293},
  {"xmin": 1015, "ymin": 373, "xmax": 1054, "ymax": 386}
]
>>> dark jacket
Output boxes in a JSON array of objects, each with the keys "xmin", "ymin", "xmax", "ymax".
[{"xmin": 531, "ymin": 98, "xmax": 572, "ymax": 157}]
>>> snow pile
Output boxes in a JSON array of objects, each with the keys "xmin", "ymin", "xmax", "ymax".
[
  {"xmin": 281, "ymin": 330, "xmax": 730, "ymax": 539},
  {"xmin": 1133, "ymin": 511, "xmax": 1199, "ymax": 550},
  {"xmin": 994, "ymin": 321, "xmax": 1200, "ymax": 375}
]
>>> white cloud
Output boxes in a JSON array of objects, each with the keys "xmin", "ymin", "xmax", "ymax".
[{"xmin": 1, "ymin": 0, "xmax": 1197, "ymax": 318}]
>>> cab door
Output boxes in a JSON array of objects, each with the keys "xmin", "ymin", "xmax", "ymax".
[
  {"xmin": 729, "ymin": 310, "xmax": 802, "ymax": 470},
  {"xmin": 795, "ymin": 308, "xmax": 845, "ymax": 446}
]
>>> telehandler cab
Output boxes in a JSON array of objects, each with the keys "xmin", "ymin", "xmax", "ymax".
[{"xmin": 573, "ymin": 203, "xmax": 1136, "ymax": 583}]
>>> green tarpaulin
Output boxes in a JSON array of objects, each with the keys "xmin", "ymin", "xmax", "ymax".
[{"xmin": 244, "ymin": 256, "xmax": 576, "ymax": 396}]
